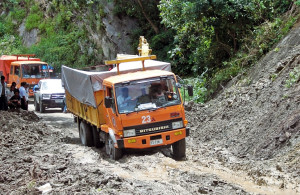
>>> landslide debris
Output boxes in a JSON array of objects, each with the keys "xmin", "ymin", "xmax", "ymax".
[
  {"xmin": 0, "ymin": 110, "xmax": 249, "ymax": 194},
  {"xmin": 186, "ymin": 24, "xmax": 300, "ymax": 188}
]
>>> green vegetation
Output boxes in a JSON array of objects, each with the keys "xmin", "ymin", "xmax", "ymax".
[
  {"xmin": 285, "ymin": 66, "xmax": 300, "ymax": 88},
  {"xmin": 0, "ymin": 0, "xmax": 299, "ymax": 102}
]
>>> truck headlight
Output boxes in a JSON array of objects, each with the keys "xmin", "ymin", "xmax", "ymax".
[
  {"xmin": 42, "ymin": 94, "xmax": 51, "ymax": 99},
  {"xmin": 124, "ymin": 129, "xmax": 136, "ymax": 138},
  {"xmin": 172, "ymin": 121, "xmax": 183, "ymax": 129}
]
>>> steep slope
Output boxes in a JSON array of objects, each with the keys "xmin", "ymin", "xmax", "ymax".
[{"xmin": 187, "ymin": 22, "xmax": 300, "ymax": 185}]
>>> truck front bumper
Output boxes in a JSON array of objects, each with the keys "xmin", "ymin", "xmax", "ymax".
[
  {"xmin": 117, "ymin": 127, "xmax": 190, "ymax": 149},
  {"xmin": 42, "ymin": 99, "xmax": 64, "ymax": 108}
]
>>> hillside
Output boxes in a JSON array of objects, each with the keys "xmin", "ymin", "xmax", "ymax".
[{"xmin": 186, "ymin": 21, "xmax": 300, "ymax": 188}]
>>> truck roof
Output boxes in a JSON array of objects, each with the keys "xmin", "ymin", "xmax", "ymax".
[
  {"xmin": 0, "ymin": 55, "xmax": 40, "ymax": 61},
  {"xmin": 103, "ymin": 70, "xmax": 174, "ymax": 85},
  {"xmin": 11, "ymin": 61, "xmax": 48, "ymax": 65}
]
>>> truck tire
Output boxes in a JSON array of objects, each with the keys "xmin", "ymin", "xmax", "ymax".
[
  {"xmin": 34, "ymin": 98, "xmax": 39, "ymax": 111},
  {"xmin": 92, "ymin": 126, "xmax": 104, "ymax": 148},
  {"xmin": 172, "ymin": 138, "xmax": 186, "ymax": 160},
  {"xmin": 79, "ymin": 121, "xmax": 93, "ymax": 147},
  {"xmin": 105, "ymin": 134, "xmax": 122, "ymax": 160},
  {"xmin": 39, "ymin": 99, "xmax": 45, "ymax": 113}
]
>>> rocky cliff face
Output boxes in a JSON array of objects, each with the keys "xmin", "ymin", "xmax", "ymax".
[{"xmin": 7, "ymin": 0, "xmax": 138, "ymax": 63}]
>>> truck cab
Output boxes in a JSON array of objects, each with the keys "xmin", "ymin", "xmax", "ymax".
[
  {"xmin": 102, "ymin": 70, "xmax": 188, "ymax": 158},
  {"xmin": 9, "ymin": 61, "xmax": 50, "ymax": 96},
  {"xmin": 0, "ymin": 55, "xmax": 50, "ymax": 97}
]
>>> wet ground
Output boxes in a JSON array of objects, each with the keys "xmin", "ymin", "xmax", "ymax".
[{"xmin": 1, "ymin": 103, "xmax": 299, "ymax": 194}]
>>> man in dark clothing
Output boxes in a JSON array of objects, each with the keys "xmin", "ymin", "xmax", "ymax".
[
  {"xmin": 0, "ymin": 75, "xmax": 8, "ymax": 110},
  {"xmin": 8, "ymin": 89, "xmax": 21, "ymax": 109}
]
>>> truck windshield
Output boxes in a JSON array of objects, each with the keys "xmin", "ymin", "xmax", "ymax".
[
  {"xmin": 115, "ymin": 76, "xmax": 181, "ymax": 114},
  {"xmin": 22, "ymin": 64, "xmax": 49, "ymax": 78}
]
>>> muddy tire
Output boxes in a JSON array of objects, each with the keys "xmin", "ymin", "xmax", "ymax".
[
  {"xmin": 105, "ymin": 134, "xmax": 122, "ymax": 160},
  {"xmin": 172, "ymin": 138, "xmax": 186, "ymax": 160},
  {"xmin": 39, "ymin": 99, "xmax": 45, "ymax": 113},
  {"xmin": 79, "ymin": 121, "xmax": 93, "ymax": 147},
  {"xmin": 92, "ymin": 126, "xmax": 104, "ymax": 148},
  {"xmin": 34, "ymin": 98, "xmax": 39, "ymax": 111}
]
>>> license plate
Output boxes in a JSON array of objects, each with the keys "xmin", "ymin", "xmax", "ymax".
[
  {"xmin": 55, "ymin": 99, "xmax": 63, "ymax": 103},
  {"xmin": 150, "ymin": 139, "xmax": 163, "ymax": 146}
]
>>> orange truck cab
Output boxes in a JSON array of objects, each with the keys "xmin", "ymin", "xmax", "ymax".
[
  {"xmin": 0, "ymin": 55, "xmax": 50, "ymax": 96},
  {"xmin": 62, "ymin": 37, "xmax": 192, "ymax": 160}
]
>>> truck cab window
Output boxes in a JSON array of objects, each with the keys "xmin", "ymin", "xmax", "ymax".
[
  {"xmin": 14, "ymin": 66, "xmax": 20, "ymax": 76},
  {"xmin": 10, "ymin": 66, "xmax": 13, "ymax": 74},
  {"xmin": 115, "ymin": 76, "xmax": 181, "ymax": 114},
  {"xmin": 107, "ymin": 87, "xmax": 116, "ymax": 114},
  {"xmin": 22, "ymin": 64, "xmax": 47, "ymax": 78}
]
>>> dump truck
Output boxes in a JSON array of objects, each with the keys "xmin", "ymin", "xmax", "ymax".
[
  {"xmin": 62, "ymin": 37, "xmax": 192, "ymax": 160},
  {"xmin": 0, "ymin": 54, "xmax": 50, "ymax": 96}
]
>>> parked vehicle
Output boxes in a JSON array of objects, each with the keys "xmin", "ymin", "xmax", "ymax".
[
  {"xmin": 34, "ymin": 79, "xmax": 65, "ymax": 113},
  {"xmin": 0, "ymin": 54, "xmax": 50, "ymax": 96},
  {"xmin": 62, "ymin": 37, "xmax": 193, "ymax": 160}
]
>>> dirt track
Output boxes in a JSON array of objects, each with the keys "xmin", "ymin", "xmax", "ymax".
[{"xmin": 0, "ymin": 103, "xmax": 298, "ymax": 194}]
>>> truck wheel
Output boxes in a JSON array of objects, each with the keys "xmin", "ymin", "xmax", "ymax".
[
  {"xmin": 172, "ymin": 138, "xmax": 186, "ymax": 160},
  {"xmin": 92, "ymin": 126, "xmax": 104, "ymax": 148},
  {"xmin": 39, "ymin": 99, "xmax": 45, "ymax": 113},
  {"xmin": 34, "ymin": 98, "xmax": 39, "ymax": 111},
  {"xmin": 105, "ymin": 134, "xmax": 122, "ymax": 160},
  {"xmin": 79, "ymin": 121, "xmax": 93, "ymax": 147}
]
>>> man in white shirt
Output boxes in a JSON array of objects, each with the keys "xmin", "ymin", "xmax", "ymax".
[
  {"xmin": 19, "ymin": 82, "xmax": 27, "ymax": 110},
  {"xmin": 0, "ymin": 76, "xmax": 8, "ymax": 110}
]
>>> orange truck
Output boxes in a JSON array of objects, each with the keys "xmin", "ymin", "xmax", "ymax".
[
  {"xmin": 0, "ymin": 54, "xmax": 50, "ymax": 96},
  {"xmin": 62, "ymin": 37, "xmax": 193, "ymax": 160}
]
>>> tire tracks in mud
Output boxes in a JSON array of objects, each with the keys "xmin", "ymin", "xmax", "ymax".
[{"xmin": 31, "ymin": 105, "xmax": 299, "ymax": 194}]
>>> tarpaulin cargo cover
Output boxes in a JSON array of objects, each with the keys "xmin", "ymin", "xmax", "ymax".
[{"xmin": 61, "ymin": 59, "xmax": 171, "ymax": 108}]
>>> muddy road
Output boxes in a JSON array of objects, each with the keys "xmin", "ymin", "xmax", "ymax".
[{"xmin": 1, "ymin": 103, "xmax": 298, "ymax": 194}]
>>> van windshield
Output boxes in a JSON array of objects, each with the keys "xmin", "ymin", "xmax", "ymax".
[
  {"xmin": 115, "ymin": 76, "xmax": 181, "ymax": 114},
  {"xmin": 22, "ymin": 64, "xmax": 49, "ymax": 78}
]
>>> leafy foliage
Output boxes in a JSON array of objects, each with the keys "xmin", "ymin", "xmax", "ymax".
[
  {"xmin": 159, "ymin": 0, "xmax": 297, "ymax": 102},
  {"xmin": 285, "ymin": 66, "xmax": 300, "ymax": 88}
]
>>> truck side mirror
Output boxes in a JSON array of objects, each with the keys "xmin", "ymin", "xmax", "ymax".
[
  {"xmin": 187, "ymin": 85, "xmax": 193, "ymax": 96},
  {"xmin": 104, "ymin": 97, "xmax": 112, "ymax": 108},
  {"xmin": 176, "ymin": 83, "xmax": 182, "ymax": 88},
  {"xmin": 35, "ymin": 87, "xmax": 40, "ymax": 91}
]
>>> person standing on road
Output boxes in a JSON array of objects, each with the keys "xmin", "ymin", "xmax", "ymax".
[
  {"xmin": 19, "ymin": 82, "xmax": 27, "ymax": 110},
  {"xmin": 25, "ymin": 83, "xmax": 29, "ymax": 110},
  {"xmin": 0, "ymin": 76, "xmax": 8, "ymax": 110}
]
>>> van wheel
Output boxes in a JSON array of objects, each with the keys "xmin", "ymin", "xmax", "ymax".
[
  {"xmin": 105, "ymin": 134, "xmax": 122, "ymax": 160},
  {"xmin": 79, "ymin": 121, "xmax": 93, "ymax": 147},
  {"xmin": 172, "ymin": 138, "xmax": 186, "ymax": 160},
  {"xmin": 92, "ymin": 126, "xmax": 104, "ymax": 148},
  {"xmin": 39, "ymin": 99, "xmax": 45, "ymax": 113},
  {"xmin": 34, "ymin": 98, "xmax": 39, "ymax": 111}
]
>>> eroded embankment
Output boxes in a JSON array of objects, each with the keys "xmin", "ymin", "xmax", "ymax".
[{"xmin": 185, "ymin": 24, "xmax": 300, "ymax": 192}]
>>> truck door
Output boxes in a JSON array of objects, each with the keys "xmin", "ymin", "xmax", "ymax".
[
  {"xmin": 105, "ymin": 87, "xmax": 120, "ymax": 130},
  {"xmin": 11, "ymin": 66, "xmax": 21, "ymax": 86}
]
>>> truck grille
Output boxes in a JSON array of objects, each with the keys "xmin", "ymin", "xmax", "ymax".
[
  {"xmin": 124, "ymin": 118, "xmax": 183, "ymax": 136},
  {"xmin": 51, "ymin": 94, "xmax": 64, "ymax": 99}
]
